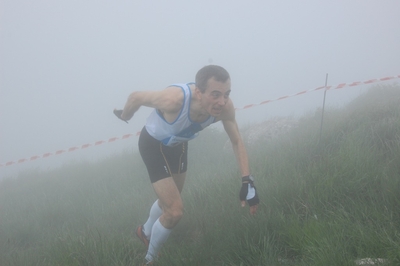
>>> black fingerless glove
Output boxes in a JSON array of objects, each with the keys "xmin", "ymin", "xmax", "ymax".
[
  {"xmin": 239, "ymin": 175, "xmax": 259, "ymax": 206},
  {"xmin": 113, "ymin": 109, "xmax": 128, "ymax": 123}
]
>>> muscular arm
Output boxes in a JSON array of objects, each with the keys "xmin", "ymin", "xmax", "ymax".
[
  {"xmin": 221, "ymin": 100, "xmax": 250, "ymax": 177},
  {"xmin": 120, "ymin": 87, "xmax": 182, "ymax": 121},
  {"xmin": 221, "ymin": 99, "xmax": 258, "ymax": 214}
]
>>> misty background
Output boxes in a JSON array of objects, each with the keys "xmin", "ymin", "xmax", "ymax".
[{"xmin": 1, "ymin": 0, "xmax": 399, "ymax": 178}]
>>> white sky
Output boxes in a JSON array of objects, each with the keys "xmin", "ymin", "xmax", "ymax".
[{"xmin": 1, "ymin": 0, "xmax": 399, "ymax": 177}]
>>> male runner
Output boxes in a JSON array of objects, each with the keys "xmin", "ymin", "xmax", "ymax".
[{"xmin": 114, "ymin": 65, "xmax": 259, "ymax": 265}]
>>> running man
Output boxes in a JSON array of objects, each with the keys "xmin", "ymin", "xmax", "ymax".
[{"xmin": 114, "ymin": 65, "xmax": 259, "ymax": 265}]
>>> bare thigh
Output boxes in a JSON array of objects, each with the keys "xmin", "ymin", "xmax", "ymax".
[
  {"xmin": 172, "ymin": 172, "xmax": 186, "ymax": 193},
  {"xmin": 153, "ymin": 172, "xmax": 186, "ymax": 210}
]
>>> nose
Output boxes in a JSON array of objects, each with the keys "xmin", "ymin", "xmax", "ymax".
[{"xmin": 218, "ymin": 96, "xmax": 227, "ymax": 106}]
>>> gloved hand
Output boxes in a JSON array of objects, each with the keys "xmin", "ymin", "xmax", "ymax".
[
  {"xmin": 113, "ymin": 109, "xmax": 128, "ymax": 123},
  {"xmin": 239, "ymin": 175, "xmax": 259, "ymax": 215}
]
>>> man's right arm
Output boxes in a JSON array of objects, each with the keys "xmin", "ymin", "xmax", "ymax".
[
  {"xmin": 120, "ymin": 91, "xmax": 146, "ymax": 121},
  {"xmin": 120, "ymin": 87, "xmax": 180, "ymax": 121}
]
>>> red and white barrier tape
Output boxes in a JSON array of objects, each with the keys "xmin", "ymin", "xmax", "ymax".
[
  {"xmin": 235, "ymin": 75, "xmax": 400, "ymax": 110},
  {"xmin": 1, "ymin": 74, "xmax": 399, "ymax": 168},
  {"xmin": 1, "ymin": 132, "xmax": 140, "ymax": 168}
]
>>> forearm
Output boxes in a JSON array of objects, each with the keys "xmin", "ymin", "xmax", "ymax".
[
  {"xmin": 231, "ymin": 139, "xmax": 250, "ymax": 177},
  {"xmin": 121, "ymin": 92, "xmax": 141, "ymax": 121}
]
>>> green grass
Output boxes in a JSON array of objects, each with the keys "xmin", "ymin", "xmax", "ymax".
[{"xmin": 1, "ymin": 84, "xmax": 400, "ymax": 265}]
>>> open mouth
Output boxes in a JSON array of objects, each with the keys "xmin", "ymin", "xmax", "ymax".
[{"xmin": 212, "ymin": 108, "xmax": 222, "ymax": 114}]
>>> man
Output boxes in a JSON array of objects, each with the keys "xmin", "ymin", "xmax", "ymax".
[{"xmin": 114, "ymin": 65, "xmax": 259, "ymax": 265}]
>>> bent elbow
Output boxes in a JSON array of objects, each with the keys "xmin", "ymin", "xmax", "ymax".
[{"xmin": 127, "ymin": 91, "xmax": 140, "ymax": 103}]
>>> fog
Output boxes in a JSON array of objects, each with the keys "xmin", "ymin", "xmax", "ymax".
[{"xmin": 1, "ymin": 0, "xmax": 399, "ymax": 178}]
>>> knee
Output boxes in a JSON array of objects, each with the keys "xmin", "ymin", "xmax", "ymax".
[
  {"xmin": 168, "ymin": 207, "xmax": 183, "ymax": 221},
  {"xmin": 164, "ymin": 206, "xmax": 183, "ymax": 226}
]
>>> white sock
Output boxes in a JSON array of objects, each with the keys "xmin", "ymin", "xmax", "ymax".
[
  {"xmin": 143, "ymin": 200, "xmax": 163, "ymax": 239},
  {"xmin": 145, "ymin": 218, "xmax": 171, "ymax": 263}
]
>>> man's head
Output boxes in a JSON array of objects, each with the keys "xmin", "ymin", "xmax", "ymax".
[
  {"xmin": 195, "ymin": 65, "xmax": 230, "ymax": 93},
  {"xmin": 195, "ymin": 65, "xmax": 231, "ymax": 117}
]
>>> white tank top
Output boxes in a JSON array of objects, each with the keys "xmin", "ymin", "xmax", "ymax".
[{"xmin": 145, "ymin": 83, "xmax": 216, "ymax": 146}]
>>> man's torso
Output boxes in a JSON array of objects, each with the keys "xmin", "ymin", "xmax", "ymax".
[{"xmin": 145, "ymin": 83, "xmax": 215, "ymax": 146}]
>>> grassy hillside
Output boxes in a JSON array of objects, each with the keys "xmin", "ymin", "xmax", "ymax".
[{"xmin": 1, "ymin": 84, "xmax": 399, "ymax": 265}]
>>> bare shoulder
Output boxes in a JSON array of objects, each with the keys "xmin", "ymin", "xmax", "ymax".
[
  {"xmin": 158, "ymin": 86, "xmax": 184, "ymax": 110},
  {"xmin": 160, "ymin": 86, "xmax": 185, "ymax": 113},
  {"xmin": 219, "ymin": 99, "xmax": 241, "ymax": 142},
  {"xmin": 134, "ymin": 86, "xmax": 183, "ymax": 113}
]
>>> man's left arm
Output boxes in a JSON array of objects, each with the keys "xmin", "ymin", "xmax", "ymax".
[
  {"xmin": 222, "ymin": 114, "xmax": 250, "ymax": 177},
  {"xmin": 221, "ymin": 100, "xmax": 259, "ymax": 214}
]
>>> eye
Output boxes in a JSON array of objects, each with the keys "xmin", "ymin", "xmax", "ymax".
[
  {"xmin": 211, "ymin": 92, "xmax": 221, "ymax": 98},
  {"xmin": 224, "ymin": 91, "xmax": 231, "ymax": 99}
]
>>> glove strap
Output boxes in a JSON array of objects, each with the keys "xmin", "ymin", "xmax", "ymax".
[{"xmin": 242, "ymin": 175, "xmax": 254, "ymax": 184}]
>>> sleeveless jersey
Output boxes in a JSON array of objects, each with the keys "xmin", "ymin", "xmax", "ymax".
[{"xmin": 145, "ymin": 83, "xmax": 216, "ymax": 146}]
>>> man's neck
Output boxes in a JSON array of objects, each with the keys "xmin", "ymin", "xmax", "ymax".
[{"xmin": 189, "ymin": 86, "xmax": 209, "ymax": 123}]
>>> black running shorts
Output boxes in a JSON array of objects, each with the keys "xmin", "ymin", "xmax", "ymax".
[{"xmin": 138, "ymin": 126, "xmax": 188, "ymax": 183}]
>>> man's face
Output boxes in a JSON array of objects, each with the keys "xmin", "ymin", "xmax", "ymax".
[{"xmin": 198, "ymin": 77, "xmax": 231, "ymax": 116}]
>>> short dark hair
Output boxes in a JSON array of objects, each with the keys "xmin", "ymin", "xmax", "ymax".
[{"xmin": 195, "ymin": 65, "xmax": 230, "ymax": 93}]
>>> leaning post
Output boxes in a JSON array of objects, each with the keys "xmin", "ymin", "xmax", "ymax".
[{"xmin": 319, "ymin": 73, "xmax": 329, "ymax": 144}]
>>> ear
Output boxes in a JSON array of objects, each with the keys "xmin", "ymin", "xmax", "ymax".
[{"xmin": 194, "ymin": 86, "xmax": 203, "ymax": 99}]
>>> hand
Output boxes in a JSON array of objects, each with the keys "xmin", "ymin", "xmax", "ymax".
[
  {"xmin": 239, "ymin": 175, "xmax": 259, "ymax": 215},
  {"xmin": 113, "ymin": 109, "xmax": 128, "ymax": 123}
]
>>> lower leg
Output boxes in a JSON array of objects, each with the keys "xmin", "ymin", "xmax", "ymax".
[
  {"xmin": 143, "ymin": 200, "xmax": 163, "ymax": 239},
  {"xmin": 144, "ymin": 177, "xmax": 184, "ymax": 263},
  {"xmin": 145, "ymin": 218, "xmax": 172, "ymax": 262}
]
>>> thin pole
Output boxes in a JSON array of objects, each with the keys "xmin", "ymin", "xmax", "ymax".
[{"xmin": 319, "ymin": 73, "xmax": 329, "ymax": 143}]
